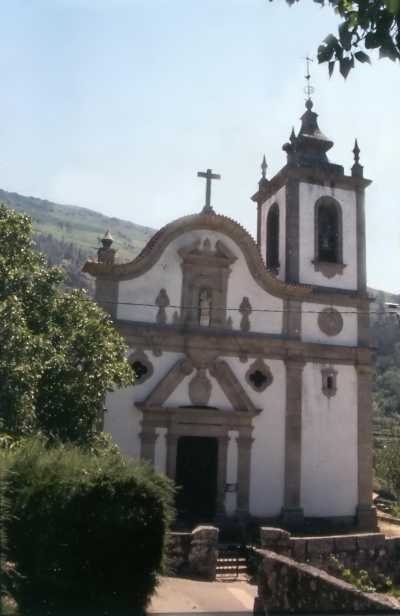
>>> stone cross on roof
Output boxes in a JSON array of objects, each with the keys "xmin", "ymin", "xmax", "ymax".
[{"xmin": 197, "ymin": 168, "xmax": 221, "ymax": 214}]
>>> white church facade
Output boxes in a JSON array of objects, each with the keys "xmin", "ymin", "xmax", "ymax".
[{"xmin": 84, "ymin": 98, "xmax": 376, "ymax": 530}]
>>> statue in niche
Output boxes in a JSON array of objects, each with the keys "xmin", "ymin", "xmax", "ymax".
[{"xmin": 199, "ymin": 289, "xmax": 212, "ymax": 326}]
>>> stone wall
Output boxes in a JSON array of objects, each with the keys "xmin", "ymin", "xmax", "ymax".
[
  {"xmin": 167, "ymin": 525, "xmax": 218, "ymax": 581},
  {"xmin": 260, "ymin": 527, "xmax": 400, "ymax": 581},
  {"xmin": 257, "ymin": 549, "xmax": 400, "ymax": 614}
]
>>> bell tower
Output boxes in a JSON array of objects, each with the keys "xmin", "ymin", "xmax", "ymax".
[{"xmin": 252, "ymin": 98, "xmax": 371, "ymax": 293}]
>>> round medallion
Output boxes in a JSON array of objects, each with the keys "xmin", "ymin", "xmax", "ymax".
[
  {"xmin": 318, "ymin": 308, "xmax": 343, "ymax": 337},
  {"xmin": 188, "ymin": 369, "xmax": 212, "ymax": 406}
]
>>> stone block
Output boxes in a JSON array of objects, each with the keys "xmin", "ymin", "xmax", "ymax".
[
  {"xmin": 166, "ymin": 531, "xmax": 192, "ymax": 576},
  {"xmin": 259, "ymin": 527, "xmax": 291, "ymax": 548},
  {"xmin": 189, "ymin": 525, "xmax": 219, "ymax": 581},
  {"xmin": 191, "ymin": 525, "xmax": 219, "ymax": 543},
  {"xmin": 306, "ymin": 537, "xmax": 334, "ymax": 555},
  {"xmin": 386, "ymin": 537, "xmax": 400, "ymax": 556},
  {"xmin": 356, "ymin": 533, "xmax": 385, "ymax": 550},
  {"xmin": 334, "ymin": 535, "xmax": 357, "ymax": 552},
  {"xmin": 291, "ymin": 538, "xmax": 306, "ymax": 561}
]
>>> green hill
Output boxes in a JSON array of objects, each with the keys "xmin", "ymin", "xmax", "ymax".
[
  {"xmin": 0, "ymin": 188, "xmax": 155, "ymax": 291},
  {"xmin": 0, "ymin": 188, "xmax": 154, "ymax": 263}
]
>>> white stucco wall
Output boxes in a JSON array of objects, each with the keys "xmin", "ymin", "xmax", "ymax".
[
  {"xmin": 260, "ymin": 186, "xmax": 286, "ymax": 281},
  {"xmin": 301, "ymin": 363, "xmax": 358, "ymax": 517},
  {"xmin": 301, "ymin": 303, "xmax": 358, "ymax": 346},
  {"xmin": 117, "ymin": 229, "xmax": 284, "ymax": 335},
  {"xmin": 104, "ymin": 351, "xmax": 184, "ymax": 457},
  {"xmin": 222, "ymin": 357, "xmax": 286, "ymax": 517},
  {"xmin": 298, "ymin": 183, "xmax": 357, "ymax": 290}
]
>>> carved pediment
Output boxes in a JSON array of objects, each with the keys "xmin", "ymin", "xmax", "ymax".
[
  {"xmin": 137, "ymin": 356, "xmax": 260, "ymax": 416},
  {"xmin": 178, "ymin": 238, "xmax": 237, "ymax": 266}
]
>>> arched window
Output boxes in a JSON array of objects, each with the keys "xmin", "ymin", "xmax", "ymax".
[
  {"xmin": 316, "ymin": 199, "xmax": 342, "ymax": 264},
  {"xmin": 266, "ymin": 204, "xmax": 279, "ymax": 270}
]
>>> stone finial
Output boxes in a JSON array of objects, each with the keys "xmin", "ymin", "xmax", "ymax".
[
  {"xmin": 305, "ymin": 97, "xmax": 314, "ymax": 111},
  {"xmin": 352, "ymin": 138, "xmax": 364, "ymax": 177},
  {"xmin": 258, "ymin": 155, "xmax": 268, "ymax": 189},
  {"xmin": 353, "ymin": 138, "xmax": 360, "ymax": 164},
  {"xmin": 261, "ymin": 155, "xmax": 267, "ymax": 180},
  {"xmin": 97, "ymin": 230, "xmax": 116, "ymax": 264}
]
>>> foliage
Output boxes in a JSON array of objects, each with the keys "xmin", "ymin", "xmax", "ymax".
[
  {"xmin": 34, "ymin": 232, "xmax": 93, "ymax": 292},
  {"xmin": 371, "ymin": 295, "xmax": 400, "ymax": 428},
  {"xmin": 0, "ymin": 204, "xmax": 133, "ymax": 444},
  {"xmin": 328, "ymin": 555, "xmax": 393, "ymax": 593},
  {"xmin": 376, "ymin": 430, "xmax": 400, "ymax": 496},
  {"xmin": 2, "ymin": 436, "xmax": 175, "ymax": 613},
  {"xmin": 276, "ymin": 1, "xmax": 400, "ymax": 77},
  {"xmin": 0, "ymin": 440, "xmax": 10, "ymax": 606}
]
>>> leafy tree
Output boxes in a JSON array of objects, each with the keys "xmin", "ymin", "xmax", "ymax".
[
  {"xmin": 376, "ymin": 430, "xmax": 400, "ymax": 495},
  {"xmin": 275, "ymin": 1, "xmax": 400, "ymax": 77},
  {"xmin": 0, "ymin": 205, "xmax": 133, "ymax": 444}
]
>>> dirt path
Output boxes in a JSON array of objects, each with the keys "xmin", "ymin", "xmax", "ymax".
[
  {"xmin": 379, "ymin": 518, "xmax": 400, "ymax": 537},
  {"xmin": 148, "ymin": 576, "xmax": 258, "ymax": 614}
]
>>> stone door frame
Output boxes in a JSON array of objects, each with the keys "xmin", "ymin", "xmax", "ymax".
[{"xmin": 139, "ymin": 406, "xmax": 255, "ymax": 518}]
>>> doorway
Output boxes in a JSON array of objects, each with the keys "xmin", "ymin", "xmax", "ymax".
[{"xmin": 175, "ymin": 436, "xmax": 218, "ymax": 523}]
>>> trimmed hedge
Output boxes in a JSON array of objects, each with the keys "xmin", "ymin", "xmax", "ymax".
[{"xmin": 2, "ymin": 437, "xmax": 175, "ymax": 614}]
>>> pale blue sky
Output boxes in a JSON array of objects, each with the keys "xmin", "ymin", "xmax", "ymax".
[{"xmin": 0, "ymin": 0, "xmax": 399, "ymax": 292}]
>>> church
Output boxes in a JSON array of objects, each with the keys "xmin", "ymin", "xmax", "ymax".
[{"xmin": 83, "ymin": 96, "xmax": 376, "ymax": 531}]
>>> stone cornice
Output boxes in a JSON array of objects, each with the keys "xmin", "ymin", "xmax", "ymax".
[
  {"xmin": 116, "ymin": 320, "xmax": 372, "ymax": 366},
  {"xmin": 139, "ymin": 406, "xmax": 258, "ymax": 426},
  {"xmin": 83, "ymin": 211, "xmax": 371, "ymax": 306},
  {"xmin": 251, "ymin": 164, "xmax": 372, "ymax": 204}
]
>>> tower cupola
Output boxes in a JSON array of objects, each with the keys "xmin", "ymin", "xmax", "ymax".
[{"xmin": 283, "ymin": 98, "xmax": 335, "ymax": 169}]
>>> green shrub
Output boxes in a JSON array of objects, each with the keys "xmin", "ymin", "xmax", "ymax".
[
  {"xmin": 3, "ymin": 436, "xmax": 175, "ymax": 614},
  {"xmin": 327, "ymin": 555, "xmax": 393, "ymax": 593}
]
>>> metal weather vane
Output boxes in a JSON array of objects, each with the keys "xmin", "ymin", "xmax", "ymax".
[{"xmin": 304, "ymin": 55, "xmax": 314, "ymax": 99}]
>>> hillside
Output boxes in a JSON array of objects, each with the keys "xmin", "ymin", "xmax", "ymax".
[
  {"xmin": 0, "ymin": 188, "xmax": 154, "ymax": 262},
  {"xmin": 0, "ymin": 188, "xmax": 155, "ymax": 292}
]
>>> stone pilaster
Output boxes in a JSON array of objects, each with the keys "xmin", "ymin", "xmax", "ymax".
[
  {"xmin": 285, "ymin": 178, "xmax": 300, "ymax": 284},
  {"xmin": 356, "ymin": 364, "xmax": 377, "ymax": 530},
  {"xmin": 95, "ymin": 276, "xmax": 118, "ymax": 320},
  {"xmin": 283, "ymin": 298, "xmax": 302, "ymax": 339},
  {"xmin": 139, "ymin": 428, "xmax": 158, "ymax": 464},
  {"xmin": 357, "ymin": 299, "xmax": 370, "ymax": 348},
  {"xmin": 355, "ymin": 186, "xmax": 367, "ymax": 293},
  {"xmin": 236, "ymin": 433, "xmax": 253, "ymax": 517},
  {"xmin": 282, "ymin": 356, "xmax": 305, "ymax": 527},
  {"xmin": 166, "ymin": 433, "xmax": 179, "ymax": 480},
  {"xmin": 256, "ymin": 201, "xmax": 262, "ymax": 249},
  {"xmin": 216, "ymin": 435, "xmax": 229, "ymax": 516}
]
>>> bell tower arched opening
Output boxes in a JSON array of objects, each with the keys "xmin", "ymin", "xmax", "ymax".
[
  {"xmin": 266, "ymin": 204, "xmax": 280, "ymax": 272},
  {"xmin": 315, "ymin": 198, "xmax": 343, "ymax": 265}
]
